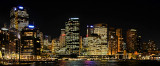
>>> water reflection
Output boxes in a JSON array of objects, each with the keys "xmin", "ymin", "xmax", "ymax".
[
  {"xmin": 32, "ymin": 60, "xmax": 119, "ymax": 66},
  {"xmin": 32, "ymin": 60, "xmax": 160, "ymax": 66}
]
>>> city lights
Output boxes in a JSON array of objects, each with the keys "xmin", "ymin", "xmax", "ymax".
[
  {"xmin": 0, "ymin": 3, "xmax": 160, "ymax": 66},
  {"xmin": 14, "ymin": 7, "xmax": 17, "ymax": 11},
  {"xmin": 70, "ymin": 18, "xmax": 79, "ymax": 20},
  {"xmin": 28, "ymin": 25, "xmax": 34, "ymax": 28},
  {"xmin": 18, "ymin": 6, "xmax": 24, "ymax": 10},
  {"xmin": 1, "ymin": 27, "xmax": 8, "ymax": 31},
  {"xmin": 90, "ymin": 25, "xmax": 94, "ymax": 28}
]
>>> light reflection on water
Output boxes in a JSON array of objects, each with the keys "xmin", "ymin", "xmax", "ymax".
[
  {"xmin": 31, "ymin": 60, "xmax": 160, "ymax": 66},
  {"xmin": 32, "ymin": 60, "xmax": 119, "ymax": 66}
]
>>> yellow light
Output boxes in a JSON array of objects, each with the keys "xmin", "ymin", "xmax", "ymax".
[{"xmin": 37, "ymin": 41, "xmax": 40, "ymax": 43}]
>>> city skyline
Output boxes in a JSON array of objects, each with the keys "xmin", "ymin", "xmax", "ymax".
[
  {"xmin": 0, "ymin": 1, "xmax": 160, "ymax": 65},
  {"xmin": 0, "ymin": 1, "xmax": 160, "ymax": 49}
]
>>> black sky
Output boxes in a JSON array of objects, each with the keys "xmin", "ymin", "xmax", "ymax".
[{"xmin": 0, "ymin": 0, "xmax": 160, "ymax": 48}]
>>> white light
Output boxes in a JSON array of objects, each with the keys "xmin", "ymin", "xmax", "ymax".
[
  {"xmin": 87, "ymin": 25, "xmax": 89, "ymax": 27},
  {"xmin": 70, "ymin": 18, "xmax": 79, "ymax": 20},
  {"xmin": 131, "ymin": 29, "xmax": 136, "ymax": 31},
  {"xmin": 1, "ymin": 28, "xmax": 8, "ymax": 31},
  {"xmin": 19, "ymin": 6, "xmax": 24, "ymax": 10},
  {"xmin": 28, "ymin": 25, "xmax": 34, "ymax": 28},
  {"xmin": 14, "ymin": 8, "xmax": 17, "ymax": 11},
  {"xmin": 90, "ymin": 25, "xmax": 94, "ymax": 28}
]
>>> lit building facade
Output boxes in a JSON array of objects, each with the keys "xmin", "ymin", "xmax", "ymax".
[
  {"xmin": 108, "ymin": 27, "xmax": 118, "ymax": 55},
  {"xmin": 10, "ymin": 6, "xmax": 29, "ymax": 31},
  {"xmin": 20, "ymin": 25, "xmax": 41, "ymax": 60},
  {"xmin": 0, "ymin": 28, "xmax": 10, "ymax": 59},
  {"xmin": 59, "ymin": 29, "xmax": 66, "ymax": 48},
  {"xmin": 37, "ymin": 32, "xmax": 43, "ymax": 54},
  {"xmin": 142, "ymin": 42, "xmax": 148, "ymax": 52},
  {"xmin": 65, "ymin": 18, "xmax": 80, "ymax": 55},
  {"xmin": 85, "ymin": 24, "xmax": 108, "ymax": 55},
  {"xmin": 42, "ymin": 35, "xmax": 52, "ymax": 56},
  {"xmin": 116, "ymin": 28, "xmax": 123, "ymax": 52},
  {"xmin": 126, "ymin": 29, "xmax": 137, "ymax": 53},
  {"xmin": 52, "ymin": 38, "xmax": 60, "ymax": 55},
  {"xmin": 136, "ymin": 36, "xmax": 143, "ymax": 52},
  {"xmin": 148, "ymin": 40, "xmax": 156, "ymax": 51}
]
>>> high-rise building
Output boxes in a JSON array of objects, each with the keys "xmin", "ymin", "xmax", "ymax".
[
  {"xmin": 85, "ymin": 24, "xmax": 108, "ymax": 55},
  {"xmin": 108, "ymin": 27, "xmax": 118, "ymax": 55},
  {"xmin": 59, "ymin": 29, "xmax": 65, "ymax": 48},
  {"xmin": 142, "ymin": 42, "xmax": 148, "ymax": 52},
  {"xmin": 148, "ymin": 40, "xmax": 156, "ymax": 51},
  {"xmin": 116, "ymin": 28, "xmax": 123, "ymax": 52},
  {"xmin": 52, "ymin": 38, "xmax": 60, "ymax": 55},
  {"xmin": 136, "ymin": 36, "xmax": 142, "ymax": 52},
  {"xmin": 0, "ymin": 27, "xmax": 10, "ymax": 58},
  {"xmin": 126, "ymin": 29, "xmax": 137, "ymax": 53},
  {"xmin": 10, "ymin": 6, "xmax": 29, "ymax": 31},
  {"xmin": 42, "ymin": 35, "xmax": 52, "ymax": 56},
  {"xmin": 37, "ymin": 32, "xmax": 43, "ymax": 54},
  {"xmin": 65, "ymin": 18, "xmax": 80, "ymax": 55},
  {"xmin": 94, "ymin": 24, "xmax": 108, "ymax": 55},
  {"xmin": 20, "ymin": 25, "xmax": 41, "ymax": 60}
]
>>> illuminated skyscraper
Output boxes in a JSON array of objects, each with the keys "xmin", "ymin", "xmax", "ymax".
[
  {"xmin": 37, "ymin": 32, "xmax": 43, "ymax": 54},
  {"xmin": 86, "ymin": 24, "xmax": 108, "ymax": 55},
  {"xmin": 136, "ymin": 36, "xmax": 142, "ymax": 52},
  {"xmin": 65, "ymin": 18, "xmax": 80, "ymax": 55},
  {"xmin": 148, "ymin": 40, "xmax": 156, "ymax": 51},
  {"xmin": 126, "ymin": 29, "xmax": 137, "ymax": 53},
  {"xmin": 59, "ymin": 29, "xmax": 66, "ymax": 48},
  {"xmin": 0, "ymin": 27, "xmax": 9, "ymax": 58},
  {"xmin": 20, "ymin": 25, "xmax": 41, "ymax": 60},
  {"xmin": 42, "ymin": 35, "xmax": 52, "ymax": 55},
  {"xmin": 108, "ymin": 27, "xmax": 118, "ymax": 55},
  {"xmin": 52, "ymin": 38, "xmax": 60, "ymax": 55},
  {"xmin": 10, "ymin": 6, "xmax": 29, "ymax": 31},
  {"xmin": 116, "ymin": 28, "xmax": 123, "ymax": 52}
]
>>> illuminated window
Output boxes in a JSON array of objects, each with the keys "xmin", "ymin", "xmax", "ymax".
[{"xmin": 24, "ymin": 32, "xmax": 33, "ymax": 36}]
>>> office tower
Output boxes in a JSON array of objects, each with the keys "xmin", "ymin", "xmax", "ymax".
[
  {"xmin": 108, "ymin": 27, "xmax": 118, "ymax": 55},
  {"xmin": 94, "ymin": 24, "xmax": 108, "ymax": 55},
  {"xmin": 136, "ymin": 36, "xmax": 142, "ymax": 52},
  {"xmin": 52, "ymin": 38, "xmax": 60, "ymax": 55},
  {"xmin": 86, "ymin": 24, "xmax": 108, "ymax": 55},
  {"xmin": 65, "ymin": 18, "xmax": 80, "ymax": 55},
  {"xmin": 79, "ymin": 36, "xmax": 82, "ymax": 55},
  {"xmin": 0, "ymin": 27, "xmax": 9, "ymax": 58},
  {"xmin": 142, "ymin": 42, "xmax": 148, "ymax": 52},
  {"xmin": 126, "ymin": 29, "xmax": 137, "ymax": 53},
  {"xmin": 82, "ymin": 37, "xmax": 88, "ymax": 55},
  {"xmin": 148, "ymin": 40, "xmax": 156, "ymax": 51},
  {"xmin": 42, "ymin": 35, "xmax": 52, "ymax": 55},
  {"xmin": 20, "ymin": 25, "xmax": 41, "ymax": 60},
  {"xmin": 10, "ymin": 6, "xmax": 29, "ymax": 31},
  {"xmin": 59, "ymin": 29, "xmax": 65, "ymax": 48},
  {"xmin": 37, "ymin": 32, "xmax": 43, "ymax": 53},
  {"xmin": 86, "ymin": 25, "xmax": 94, "ymax": 37},
  {"xmin": 116, "ymin": 28, "xmax": 123, "ymax": 52},
  {"xmin": 44, "ymin": 35, "xmax": 51, "ymax": 43}
]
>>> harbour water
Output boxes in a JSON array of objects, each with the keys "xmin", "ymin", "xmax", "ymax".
[{"xmin": 30, "ymin": 60, "xmax": 160, "ymax": 66}]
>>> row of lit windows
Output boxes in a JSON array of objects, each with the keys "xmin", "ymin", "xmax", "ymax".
[
  {"xmin": 23, "ymin": 49, "xmax": 33, "ymax": 52},
  {"xmin": 67, "ymin": 42, "xmax": 80, "ymax": 44}
]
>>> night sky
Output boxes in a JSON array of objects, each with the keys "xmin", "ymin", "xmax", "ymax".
[{"xmin": 0, "ymin": 0, "xmax": 160, "ymax": 48}]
